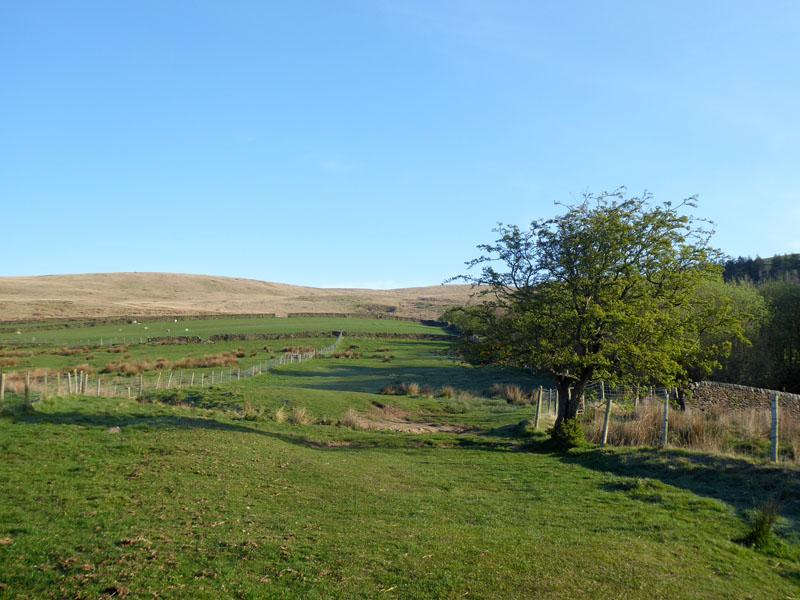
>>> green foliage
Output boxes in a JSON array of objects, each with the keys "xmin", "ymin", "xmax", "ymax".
[
  {"xmin": 548, "ymin": 418, "xmax": 586, "ymax": 448},
  {"xmin": 453, "ymin": 189, "xmax": 742, "ymax": 423},
  {"xmin": 711, "ymin": 279, "xmax": 800, "ymax": 393}
]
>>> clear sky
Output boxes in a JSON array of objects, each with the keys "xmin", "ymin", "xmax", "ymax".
[{"xmin": 3, "ymin": 1, "xmax": 799, "ymax": 288}]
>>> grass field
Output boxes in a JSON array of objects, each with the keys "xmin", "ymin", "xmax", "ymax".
[
  {"xmin": 0, "ymin": 317, "xmax": 450, "ymax": 345},
  {"xmin": 1, "ymin": 319, "xmax": 799, "ymax": 598}
]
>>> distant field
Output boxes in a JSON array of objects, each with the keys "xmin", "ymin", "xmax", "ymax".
[{"xmin": 0, "ymin": 317, "xmax": 451, "ymax": 345}]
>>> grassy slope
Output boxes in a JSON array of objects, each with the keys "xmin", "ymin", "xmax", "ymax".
[{"xmin": 1, "ymin": 328, "xmax": 799, "ymax": 598}]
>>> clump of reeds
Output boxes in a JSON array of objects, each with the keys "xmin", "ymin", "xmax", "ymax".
[
  {"xmin": 174, "ymin": 353, "xmax": 240, "ymax": 369},
  {"xmin": 106, "ymin": 345, "xmax": 131, "ymax": 354},
  {"xmin": 331, "ymin": 351, "xmax": 362, "ymax": 359},
  {"xmin": 744, "ymin": 497, "xmax": 783, "ymax": 550},
  {"xmin": 381, "ymin": 382, "xmax": 408, "ymax": 396},
  {"xmin": 283, "ymin": 346, "xmax": 315, "ymax": 354},
  {"xmin": 52, "ymin": 347, "xmax": 91, "ymax": 356}
]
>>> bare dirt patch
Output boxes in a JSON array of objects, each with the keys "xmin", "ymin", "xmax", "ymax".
[{"xmin": 355, "ymin": 404, "xmax": 471, "ymax": 434}]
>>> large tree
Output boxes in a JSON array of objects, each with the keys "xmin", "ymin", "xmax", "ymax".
[{"xmin": 451, "ymin": 189, "xmax": 742, "ymax": 427}]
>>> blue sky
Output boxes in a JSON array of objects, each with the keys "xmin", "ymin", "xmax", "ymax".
[{"xmin": 2, "ymin": 1, "xmax": 799, "ymax": 288}]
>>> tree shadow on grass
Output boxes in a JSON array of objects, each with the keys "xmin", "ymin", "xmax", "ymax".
[
  {"xmin": 534, "ymin": 441, "xmax": 800, "ymax": 533},
  {"xmin": 272, "ymin": 362, "xmax": 550, "ymax": 394}
]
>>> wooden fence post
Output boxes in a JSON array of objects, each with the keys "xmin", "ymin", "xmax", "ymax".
[
  {"xmin": 0, "ymin": 373, "xmax": 5, "ymax": 413},
  {"xmin": 200, "ymin": 373, "xmax": 205, "ymax": 387},
  {"xmin": 96, "ymin": 377, "xmax": 101, "ymax": 396},
  {"xmin": 67, "ymin": 372, "xmax": 72, "ymax": 394},
  {"xmin": 167, "ymin": 372, "xmax": 173, "ymax": 388},
  {"xmin": 44, "ymin": 372, "xmax": 48, "ymax": 399},
  {"xmin": 601, "ymin": 381, "xmax": 611, "ymax": 447},
  {"xmin": 771, "ymin": 394, "xmax": 780, "ymax": 463},
  {"xmin": 155, "ymin": 372, "xmax": 161, "ymax": 390},
  {"xmin": 25, "ymin": 372, "xmax": 31, "ymax": 410},
  {"xmin": 138, "ymin": 373, "xmax": 143, "ymax": 395},
  {"xmin": 190, "ymin": 372, "xmax": 195, "ymax": 387},
  {"xmin": 534, "ymin": 386, "xmax": 543, "ymax": 430},
  {"xmin": 57, "ymin": 374, "xmax": 61, "ymax": 396},
  {"xmin": 661, "ymin": 388, "xmax": 669, "ymax": 448},
  {"xmin": 210, "ymin": 371, "xmax": 214, "ymax": 386},
  {"xmin": 634, "ymin": 384, "xmax": 640, "ymax": 409}
]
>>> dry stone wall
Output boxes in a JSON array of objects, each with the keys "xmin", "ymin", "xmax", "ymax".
[{"xmin": 688, "ymin": 381, "xmax": 800, "ymax": 417}]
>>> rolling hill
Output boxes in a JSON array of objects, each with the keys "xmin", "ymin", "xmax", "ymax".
[{"xmin": 0, "ymin": 272, "xmax": 479, "ymax": 322}]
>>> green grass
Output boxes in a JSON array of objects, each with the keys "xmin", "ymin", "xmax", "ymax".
[
  {"xmin": 1, "ymin": 318, "xmax": 798, "ymax": 598},
  {"xmin": 0, "ymin": 317, "xmax": 450, "ymax": 345}
]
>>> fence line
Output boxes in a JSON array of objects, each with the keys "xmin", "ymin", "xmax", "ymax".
[
  {"xmin": 525, "ymin": 382, "xmax": 790, "ymax": 463},
  {"xmin": 3, "ymin": 333, "xmax": 343, "ymax": 401}
]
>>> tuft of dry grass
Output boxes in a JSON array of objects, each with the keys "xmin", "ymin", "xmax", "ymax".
[
  {"xmin": 438, "ymin": 385, "xmax": 456, "ymax": 398},
  {"xmin": 420, "ymin": 385, "xmax": 435, "ymax": 399},
  {"xmin": 487, "ymin": 383, "xmax": 529, "ymax": 405},
  {"xmin": 406, "ymin": 383, "xmax": 420, "ymax": 396},
  {"xmin": 381, "ymin": 382, "xmax": 408, "ymax": 396},
  {"xmin": 274, "ymin": 406, "xmax": 287, "ymax": 424},
  {"xmin": 288, "ymin": 406, "xmax": 315, "ymax": 425},
  {"xmin": 240, "ymin": 398, "xmax": 264, "ymax": 421},
  {"xmin": 340, "ymin": 408, "xmax": 364, "ymax": 430}
]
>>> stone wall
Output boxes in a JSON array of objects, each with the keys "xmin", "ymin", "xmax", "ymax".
[{"xmin": 688, "ymin": 381, "xmax": 800, "ymax": 417}]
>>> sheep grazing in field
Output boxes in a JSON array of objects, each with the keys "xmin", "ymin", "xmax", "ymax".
[
  {"xmin": 185, "ymin": 328, "xmax": 189, "ymax": 332},
  {"xmin": 166, "ymin": 329, "xmax": 170, "ymax": 333}
]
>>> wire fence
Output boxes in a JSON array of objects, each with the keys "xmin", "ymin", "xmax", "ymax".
[
  {"xmin": 528, "ymin": 381, "xmax": 794, "ymax": 463},
  {"xmin": 0, "ymin": 333, "xmax": 342, "ymax": 402}
]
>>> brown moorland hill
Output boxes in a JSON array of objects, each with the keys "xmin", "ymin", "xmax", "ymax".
[{"xmin": 0, "ymin": 272, "xmax": 480, "ymax": 322}]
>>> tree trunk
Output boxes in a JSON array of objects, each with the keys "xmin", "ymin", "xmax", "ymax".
[{"xmin": 554, "ymin": 375, "xmax": 591, "ymax": 428}]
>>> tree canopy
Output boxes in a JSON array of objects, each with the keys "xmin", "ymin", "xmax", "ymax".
[{"xmin": 449, "ymin": 189, "xmax": 745, "ymax": 426}]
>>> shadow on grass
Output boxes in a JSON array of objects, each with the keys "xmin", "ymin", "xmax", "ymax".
[
  {"xmin": 526, "ymin": 438, "xmax": 800, "ymax": 533},
  {"xmin": 2, "ymin": 401, "xmax": 518, "ymax": 456},
  {"xmin": 272, "ymin": 362, "xmax": 551, "ymax": 394}
]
